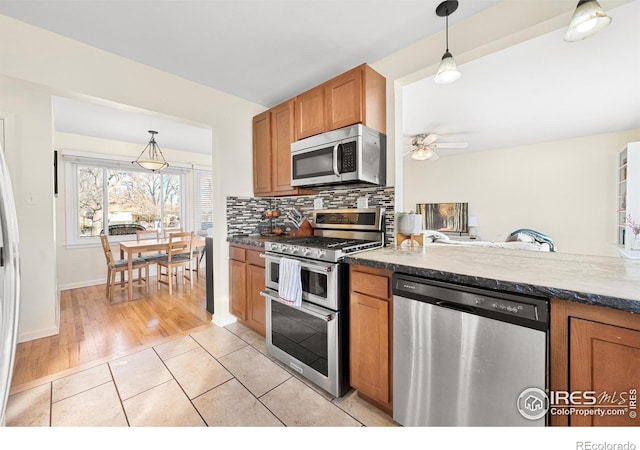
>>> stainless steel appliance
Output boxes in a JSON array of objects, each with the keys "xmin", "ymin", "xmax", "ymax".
[
  {"xmin": 392, "ymin": 274, "xmax": 549, "ymax": 426},
  {"xmin": 290, "ymin": 124, "xmax": 386, "ymax": 188},
  {"xmin": 261, "ymin": 208, "xmax": 385, "ymax": 397},
  {"xmin": 0, "ymin": 134, "xmax": 21, "ymax": 426}
]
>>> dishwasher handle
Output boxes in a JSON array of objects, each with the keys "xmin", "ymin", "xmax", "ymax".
[{"xmin": 436, "ymin": 300, "xmax": 475, "ymax": 314}]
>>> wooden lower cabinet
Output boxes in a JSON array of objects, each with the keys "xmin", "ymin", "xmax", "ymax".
[
  {"xmin": 551, "ymin": 299, "xmax": 640, "ymax": 426},
  {"xmin": 349, "ymin": 264, "xmax": 393, "ymax": 415},
  {"xmin": 228, "ymin": 243, "xmax": 266, "ymax": 336}
]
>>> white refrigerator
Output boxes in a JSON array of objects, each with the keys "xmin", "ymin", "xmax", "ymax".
[{"xmin": 0, "ymin": 135, "xmax": 20, "ymax": 426}]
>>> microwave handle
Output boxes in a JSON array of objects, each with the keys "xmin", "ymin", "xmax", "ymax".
[{"xmin": 332, "ymin": 143, "xmax": 340, "ymax": 177}]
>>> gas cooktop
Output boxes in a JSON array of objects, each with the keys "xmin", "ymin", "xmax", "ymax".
[
  {"xmin": 265, "ymin": 237, "xmax": 383, "ymax": 263},
  {"xmin": 265, "ymin": 208, "xmax": 386, "ymax": 263}
]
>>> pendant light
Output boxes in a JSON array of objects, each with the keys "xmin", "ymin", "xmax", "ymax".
[
  {"xmin": 565, "ymin": 0, "xmax": 612, "ymax": 42},
  {"xmin": 132, "ymin": 130, "xmax": 169, "ymax": 172},
  {"xmin": 435, "ymin": 0, "xmax": 461, "ymax": 84}
]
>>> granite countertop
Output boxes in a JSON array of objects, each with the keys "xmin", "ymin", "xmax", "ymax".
[
  {"xmin": 344, "ymin": 245, "xmax": 640, "ymax": 314},
  {"xmin": 227, "ymin": 234, "xmax": 291, "ymax": 247}
]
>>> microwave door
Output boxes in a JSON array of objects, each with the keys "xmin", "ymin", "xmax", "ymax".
[{"xmin": 291, "ymin": 143, "xmax": 341, "ymax": 187}]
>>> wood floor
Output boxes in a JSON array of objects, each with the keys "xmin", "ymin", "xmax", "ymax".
[{"xmin": 11, "ymin": 274, "xmax": 212, "ymax": 388}]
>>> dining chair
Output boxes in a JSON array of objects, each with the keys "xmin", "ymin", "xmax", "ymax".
[
  {"xmin": 136, "ymin": 228, "xmax": 164, "ymax": 262},
  {"xmin": 156, "ymin": 231, "xmax": 194, "ymax": 295},
  {"xmin": 99, "ymin": 232, "xmax": 150, "ymax": 302},
  {"xmin": 188, "ymin": 239, "xmax": 205, "ymax": 280},
  {"xmin": 163, "ymin": 226, "xmax": 182, "ymax": 238}
]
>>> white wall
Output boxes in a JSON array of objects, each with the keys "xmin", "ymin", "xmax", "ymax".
[
  {"xmin": 0, "ymin": 14, "xmax": 264, "ymax": 341},
  {"xmin": 0, "ymin": 76, "xmax": 59, "ymax": 341},
  {"xmin": 55, "ymin": 132, "xmax": 212, "ymax": 289},
  {"xmin": 403, "ymin": 129, "xmax": 640, "ymax": 257}
]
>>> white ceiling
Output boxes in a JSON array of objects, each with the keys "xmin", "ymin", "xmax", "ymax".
[
  {"xmin": 1, "ymin": 1, "xmax": 637, "ymax": 157},
  {"xmin": 0, "ymin": 0, "xmax": 502, "ymax": 155},
  {"xmin": 402, "ymin": 0, "xmax": 640, "ymax": 157}
]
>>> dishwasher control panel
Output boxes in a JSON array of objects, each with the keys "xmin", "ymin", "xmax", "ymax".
[{"xmin": 393, "ymin": 274, "xmax": 549, "ymax": 330}]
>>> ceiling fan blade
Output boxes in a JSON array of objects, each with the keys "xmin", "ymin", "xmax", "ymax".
[
  {"xmin": 432, "ymin": 142, "xmax": 469, "ymax": 149},
  {"xmin": 422, "ymin": 133, "xmax": 439, "ymax": 145},
  {"xmin": 430, "ymin": 151, "xmax": 440, "ymax": 161}
]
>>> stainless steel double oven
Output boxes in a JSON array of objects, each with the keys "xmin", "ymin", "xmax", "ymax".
[{"xmin": 261, "ymin": 208, "xmax": 385, "ymax": 397}]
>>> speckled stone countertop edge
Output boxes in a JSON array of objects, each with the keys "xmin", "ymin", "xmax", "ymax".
[
  {"xmin": 343, "ymin": 256, "xmax": 640, "ymax": 315},
  {"xmin": 227, "ymin": 234, "xmax": 293, "ymax": 247}
]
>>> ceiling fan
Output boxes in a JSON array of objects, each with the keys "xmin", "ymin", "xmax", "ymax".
[{"xmin": 403, "ymin": 133, "xmax": 468, "ymax": 161}]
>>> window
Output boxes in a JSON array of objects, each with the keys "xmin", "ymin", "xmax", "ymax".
[
  {"xmin": 193, "ymin": 169, "xmax": 213, "ymax": 234},
  {"xmin": 64, "ymin": 152, "xmax": 194, "ymax": 246}
]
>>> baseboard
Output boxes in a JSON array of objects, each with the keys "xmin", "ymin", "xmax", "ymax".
[
  {"xmin": 58, "ymin": 278, "xmax": 106, "ymax": 291},
  {"xmin": 211, "ymin": 312, "xmax": 237, "ymax": 327},
  {"xmin": 17, "ymin": 324, "xmax": 60, "ymax": 344}
]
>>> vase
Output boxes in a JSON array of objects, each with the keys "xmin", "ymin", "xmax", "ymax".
[{"xmin": 631, "ymin": 234, "xmax": 640, "ymax": 251}]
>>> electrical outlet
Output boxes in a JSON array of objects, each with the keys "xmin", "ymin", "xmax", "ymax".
[
  {"xmin": 357, "ymin": 196, "xmax": 368, "ymax": 208},
  {"xmin": 314, "ymin": 198, "xmax": 323, "ymax": 209}
]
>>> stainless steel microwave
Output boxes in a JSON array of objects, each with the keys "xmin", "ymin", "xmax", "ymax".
[{"xmin": 290, "ymin": 124, "xmax": 386, "ymax": 188}]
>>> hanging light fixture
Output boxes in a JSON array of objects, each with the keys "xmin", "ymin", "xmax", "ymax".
[
  {"xmin": 565, "ymin": 0, "xmax": 612, "ymax": 42},
  {"xmin": 132, "ymin": 130, "xmax": 169, "ymax": 172},
  {"xmin": 435, "ymin": 0, "xmax": 461, "ymax": 84}
]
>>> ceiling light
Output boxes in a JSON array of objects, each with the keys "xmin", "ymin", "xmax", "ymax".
[
  {"xmin": 435, "ymin": 0, "xmax": 461, "ymax": 84},
  {"xmin": 565, "ymin": 0, "xmax": 612, "ymax": 42},
  {"xmin": 411, "ymin": 146, "xmax": 435, "ymax": 160},
  {"xmin": 132, "ymin": 130, "xmax": 169, "ymax": 172}
]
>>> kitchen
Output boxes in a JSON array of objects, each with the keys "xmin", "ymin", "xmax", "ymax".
[{"xmin": 0, "ymin": 0, "xmax": 639, "ymax": 446}]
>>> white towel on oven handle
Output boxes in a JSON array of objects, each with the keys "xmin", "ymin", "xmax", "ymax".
[{"xmin": 278, "ymin": 257, "xmax": 302, "ymax": 307}]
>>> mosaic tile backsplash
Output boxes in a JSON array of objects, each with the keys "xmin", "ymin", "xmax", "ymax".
[{"xmin": 227, "ymin": 186, "xmax": 395, "ymax": 245}]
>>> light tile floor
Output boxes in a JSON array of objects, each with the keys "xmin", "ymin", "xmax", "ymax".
[{"xmin": 6, "ymin": 322, "xmax": 399, "ymax": 428}]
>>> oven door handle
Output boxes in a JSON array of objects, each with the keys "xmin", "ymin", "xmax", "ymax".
[
  {"xmin": 260, "ymin": 290, "xmax": 336, "ymax": 322},
  {"xmin": 260, "ymin": 253, "xmax": 336, "ymax": 272}
]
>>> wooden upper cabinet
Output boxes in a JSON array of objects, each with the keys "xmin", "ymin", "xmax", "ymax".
[
  {"xmin": 325, "ymin": 66, "xmax": 365, "ymax": 131},
  {"xmin": 252, "ymin": 111, "xmax": 272, "ymax": 195},
  {"xmin": 252, "ymin": 63, "xmax": 385, "ymax": 196},
  {"xmin": 271, "ymin": 100, "xmax": 297, "ymax": 194},
  {"xmin": 252, "ymin": 101, "xmax": 317, "ymax": 197},
  {"xmin": 294, "ymin": 63, "xmax": 386, "ymax": 141},
  {"xmin": 294, "ymin": 85, "xmax": 326, "ymax": 140}
]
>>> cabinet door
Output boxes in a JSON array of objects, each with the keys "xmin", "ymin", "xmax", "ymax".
[
  {"xmin": 270, "ymin": 100, "xmax": 296, "ymax": 194},
  {"xmin": 570, "ymin": 318, "xmax": 640, "ymax": 426},
  {"xmin": 247, "ymin": 263, "xmax": 266, "ymax": 336},
  {"xmin": 229, "ymin": 259, "xmax": 247, "ymax": 320},
  {"xmin": 252, "ymin": 111, "xmax": 272, "ymax": 195},
  {"xmin": 350, "ymin": 291, "xmax": 390, "ymax": 406},
  {"xmin": 294, "ymin": 85, "xmax": 326, "ymax": 140},
  {"xmin": 326, "ymin": 68, "xmax": 362, "ymax": 131}
]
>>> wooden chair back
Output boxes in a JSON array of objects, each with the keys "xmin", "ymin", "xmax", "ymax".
[
  {"xmin": 136, "ymin": 229, "xmax": 160, "ymax": 241},
  {"xmin": 167, "ymin": 231, "xmax": 193, "ymax": 262},
  {"xmin": 163, "ymin": 227, "xmax": 183, "ymax": 238},
  {"xmin": 99, "ymin": 233, "xmax": 116, "ymax": 266}
]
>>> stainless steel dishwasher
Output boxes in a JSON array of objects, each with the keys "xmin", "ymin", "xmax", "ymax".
[{"xmin": 392, "ymin": 273, "xmax": 549, "ymax": 426}]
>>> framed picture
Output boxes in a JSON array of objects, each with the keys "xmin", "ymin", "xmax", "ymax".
[{"xmin": 416, "ymin": 202, "xmax": 468, "ymax": 233}]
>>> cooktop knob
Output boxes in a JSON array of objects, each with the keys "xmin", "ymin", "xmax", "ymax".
[
  {"xmin": 270, "ymin": 243, "xmax": 280, "ymax": 251},
  {"xmin": 290, "ymin": 246, "xmax": 299, "ymax": 254},
  {"xmin": 281, "ymin": 245, "xmax": 289, "ymax": 252},
  {"xmin": 302, "ymin": 248, "xmax": 311, "ymax": 256},
  {"xmin": 315, "ymin": 249, "xmax": 326, "ymax": 258}
]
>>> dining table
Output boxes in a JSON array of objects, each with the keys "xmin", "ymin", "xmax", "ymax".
[{"xmin": 119, "ymin": 235, "xmax": 206, "ymax": 300}]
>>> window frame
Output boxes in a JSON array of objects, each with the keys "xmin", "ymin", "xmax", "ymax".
[{"xmin": 63, "ymin": 151, "xmax": 192, "ymax": 248}]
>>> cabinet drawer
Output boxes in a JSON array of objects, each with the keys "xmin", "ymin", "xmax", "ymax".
[
  {"xmin": 229, "ymin": 245, "xmax": 246, "ymax": 262},
  {"xmin": 247, "ymin": 249, "xmax": 265, "ymax": 267},
  {"xmin": 351, "ymin": 269, "xmax": 390, "ymax": 300}
]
